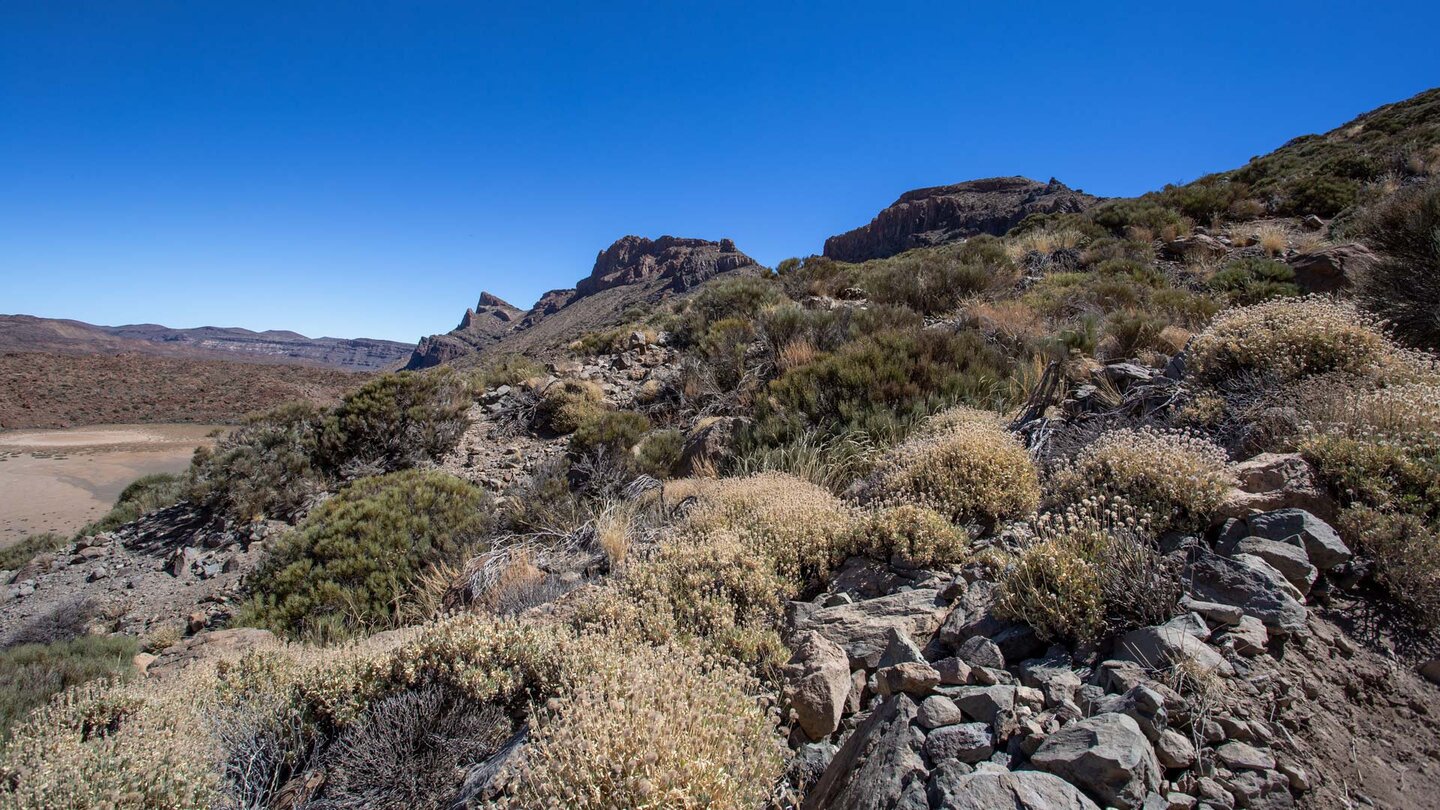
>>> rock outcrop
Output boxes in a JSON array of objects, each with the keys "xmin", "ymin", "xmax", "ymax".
[
  {"xmin": 406, "ymin": 235, "xmax": 761, "ymax": 369},
  {"xmin": 823, "ymin": 177, "xmax": 1099, "ymax": 262}
]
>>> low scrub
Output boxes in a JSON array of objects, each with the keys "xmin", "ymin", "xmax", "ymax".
[
  {"xmin": 1188, "ymin": 296, "xmax": 1402, "ymax": 385},
  {"xmin": 0, "ymin": 532, "xmax": 66, "ymax": 572},
  {"xmin": 237, "ymin": 469, "xmax": 495, "ymax": 642},
  {"xmin": 1050, "ymin": 427, "xmax": 1231, "ymax": 533},
  {"xmin": 320, "ymin": 368, "xmax": 471, "ymax": 476},
  {"xmin": 860, "ymin": 238, "xmax": 1015, "ymax": 315},
  {"xmin": 187, "ymin": 401, "xmax": 330, "ymax": 522},
  {"xmin": 1354, "ymin": 178, "xmax": 1440, "ymax": 349},
  {"xmin": 536, "ymin": 379, "xmax": 606, "ymax": 435},
  {"xmin": 78, "ymin": 473, "xmax": 185, "ymax": 536},
  {"xmin": 869, "ymin": 408, "xmax": 1040, "ymax": 527},
  {"xmin": 0, "ymin": 633, "xmax": 138, "ymax": 744},
  {"xmin": 854, "ymin": 504, "xmax": 969, "ymax": 569}
]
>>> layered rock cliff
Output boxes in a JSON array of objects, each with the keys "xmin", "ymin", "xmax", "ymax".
[{"xmin": 823, "ymin": 177, "xmax": 1099, "ymax": 262}]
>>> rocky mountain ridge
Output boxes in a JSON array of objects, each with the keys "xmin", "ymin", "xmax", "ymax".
[
  {"xmin": 405, "ymin": 234, "xmax": 762, "ymax": 369},
  {"xmin": 0, "ymin": 314, "xmax": 412, "ymax": 372},
  {"xmin": 823, "ymin": 177, "xmax": 1100, "ymax": 262}
]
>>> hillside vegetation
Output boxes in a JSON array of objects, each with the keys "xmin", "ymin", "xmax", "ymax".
[{"xmin": 3, "ymin": 89, "xmax": 1440, "ymax": 810}]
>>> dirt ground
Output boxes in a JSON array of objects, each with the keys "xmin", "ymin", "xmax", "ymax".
[{"xmin": 0, "ymin": 424, "xmax": 223, "ymax": 546}]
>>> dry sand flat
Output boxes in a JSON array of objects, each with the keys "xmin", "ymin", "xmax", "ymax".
[{"xmin": 0, "ymin": 423, "xmax": 224, "ymax": 547}]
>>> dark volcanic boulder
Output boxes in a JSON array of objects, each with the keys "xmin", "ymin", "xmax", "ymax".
[{"xmin": 823, "ymin": 177, "xmax": 1099, "ymax": 262}]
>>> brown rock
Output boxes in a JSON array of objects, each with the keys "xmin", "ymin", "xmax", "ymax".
[
  {"xmin": 783, "ymin": 631, "xmax": 853, "ymax": 741},
  {"xmin": 1287, "ymin": 243, "xmax": 1375, "ymax": 293}
]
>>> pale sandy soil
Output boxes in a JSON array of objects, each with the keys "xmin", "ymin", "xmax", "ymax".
[{"xmin": 0, "ymin": 423, "xmax": 224, "ymax": 547}]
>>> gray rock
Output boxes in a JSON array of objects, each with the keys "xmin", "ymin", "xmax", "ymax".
[
  {"xmin": 1155, "ymin": 728, "xmax": 1197, "ymax": 769},
  {"xmin": 1223, "ymin": 615, "xmax": 1269, "ymax": 657},
  {"xmin": 877, "ymin": 627, "xmax": 926, "ymax": 668},
  {"xmin": 923, "ymin": 721, "xmax": 994, "ymax": 764},
  {"xmin": 945, "ymin": 685, "xmax": 1016, "ymax": 726},
  {"xmin": 784, "ymin": 631, "xmax": 853, "ymax": 740},
  {"xmin": 1030, "ymin": 713, "xmax": 1162, "ymax": 810},
  {"xmin": 1178, "ymin": 595, "xmax": 1244, "ymax": 627},
  {"xmin": 791, "ymin": 588, "xmax": 945, "ymax": 669},
  {"xmin": 926, "ymin": 770, "xmax": 1100, "ymax": 810},
  {"xmin": 916, "ymin": 695, "xmax": 964, "ymax": 729},
  {"xmin": 1230, "ymin": 538, "xmax": 1317, "ymax": 595},
  {"xmin": 1420, "ymin": 658, "xmax": 1440, "ymax": 686},
  {"xmin": 1215, "ymin": 740, "xmax": 1276, "ymax": 771},
  {"xmin": 801, "ymin": 695, "xmax": 925, "ymax": 810},
  {"xmin": 1244, "ymin": 508, "xmax": 1351, "ymax": 572},
  {"xmin": 1021, "ymin": 650, "xmax": 1083, "ymax": 707},
  {"xmin": 876, "ymin": 662, "xmax": 941, "ymax": 697},
  {"xmin": 1118, "ymin": 625, "xmax": 1234, "ymax": 677},
  {"xmin": 1186, "ymin": 550, "xmax": 1307, "ymax": 634},
  {"xmin": 934, "ymin": 656, "xmax": 973, "ymax": 685},
  {"xmin": 956, "ymin": 635, "xmax": 1005, "ymax": 669},
  {"xmin": 1219, "ymin": 768, "xmax": 1294, "ymax": 809}
]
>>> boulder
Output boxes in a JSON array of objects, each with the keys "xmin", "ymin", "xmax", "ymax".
[
  {"xmin": 1228, "ymin": 538, "xmax": 1317, "ymax": 595},
  {"xmin": 1286, "ymin": 243, "xmax": 1374, "ymax": 293},
  {"xmin": 1186, "ymin": 550, "xmax": 1307, "ymax": 634},
  {"xmin": 1118, "ymin": 625, "xmax": 1234, "ymax": 677},
  {"xmin": 926, "ymin": 770, "xmax": 1101, "ymax": 810},
  {"xmin": 1222, "ymin": 615, "xmax": 1270, "ymax": 657},
  {"xmin": 1030, "ymin": 713, "xmax": 1162, "ymax": 810},
  {"xmin": 934, "ymin": 656, "xmax": 973, "ymax": 686},
  {"xmin": 784, "ymin": 631, "xmax": 853, "ymax": 740},
  {"xmin": 1217, "ymin": 453, "xmax": 1335, "ymax": 523},
  {"xmin": 1155, "ymin": 728, "xmax": 1198, "ymax": 769},
  {"xmin": 678, "ymin": 416, "xmax": 750, "ymax": 476},
  {"xmin": 790, "ymin": 588, "xmax": 945, "ymax": 669},
  {"xmin": 1420, "ymin": 658, "xmax": 1440, "ymax": 686},
  {"xmin": 938, "ymin": 580, "xmax": 1044, "ymax": 661},
  {"xmin": 1021, "ymin": 650, "xmax": 1083, "ymax": 708},
  {"xmin": 877, "ymin": 627, "xmax": 926, "ymax": 668},
  {"xmin": 1244, "ymin": 508, "xmax": 1352, "ymax": 572},
  {"xmin": 916, "ymin": 695, "xmax": 965, "ymax": 730},
  {"xmin": 801, "ymin": 695, "xmax": 926, "ymax": 810},
  {"xmin": 945, "ymin": 685, "xmax": 1017, "ymax": 726},
  {"xmin": 923, "ymin": 722, "xmax": 994, "ymax": 764},
  {"xmin": 956, "ymin": 636, "xmax": 1005, "ymax": 670},
  {"xmin": 876, "ymin": 662, "xmax": 941, "ymax": 698},
  {"xmin": 1216, "ymin": 741, "xmax": 1277, "ymax": 771}
]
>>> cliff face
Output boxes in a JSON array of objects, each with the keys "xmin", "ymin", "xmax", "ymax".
[
  {"xmin": 823, "ymin": 177, "xmax": 1099, "ymax": 262},
  {"xmin": 405, "ymin": 235, "xmax": 760, "ymax": 369},
  {"xmin": 0, "ymin": 315, "xmax": 412, "ymax": 372}
]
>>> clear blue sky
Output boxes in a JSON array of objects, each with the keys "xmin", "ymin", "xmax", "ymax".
[{"xmin": 3, "ymin": 2, "xmax": 1436, "ymax": 343}]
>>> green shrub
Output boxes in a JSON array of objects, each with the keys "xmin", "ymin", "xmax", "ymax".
[
  {"xmin": 188, "ymin": 401, "xmax": 330, "ymax": 521},
  {"xmin": 680, "ymin": 276, "xmax": 785, "ymax": 342},
  {"xmin": 1189, "ymin": 297, "xmax": 1397, "ymax": 385},
  {"xmin": 634, "ymin": 429, "xmax": 684, "ymax": 479},
  {"xmin": 757, "ymin": 303, "xmax": 922, "ymax": 362},
  {"xmin": 1207, "ymin": 257, "xmax": 1299, "ymax": 306},
  {"xmin": 1354, "ymin": 179, "xmax": 1440, "ymax": 349},
  {"xmin": 320, "ymin": 368, "xmax": 470, "ymax": 475},
  {"xmin": 470, "ymin": 354, "xmax": 543, "ymax": 389},
  {"xmin": 1156, "ymin": 177, "xmax": 1250, "ymax": 223},
  {"xmin": 860, "ymin": 238, "xmax": 1014, "ymax": 314},
  {"xmin": 755, "ymin": 328, "xmax": 1011, "ymax": 441},
  {"xmin": 536, "ymin": 379, "xmax": 606, "ymax": 434},
  {"xmin": 237, "ymin": 470, "xmax": 494, "ymax": 642},
  {"xmin": 1283, "ymin": 175, "xmax": 1360, "ymax": 217},
  {"xmin": 1088, "ymin": 199, "xmax": 1186, "ymax": 236},
  {"xmin": 1336, "ymin": 506, "xmax": 1440, "ymax": 626},
  {"xmin": 570, "ymin": 410, "xmax": 651, "ymax": 458},
  {"xmin": 0, "ymin": 533, "xmax": 66, "ymax": 571},
  {"xmin": 78, "ymin": 473, "xmax": 185, "ymax": 536},
  {"xmin": 1102, "ymin": 311, "xmax": 1170, "ymax": 360},
  {"xmin": 0, "ymin": 634, "xmax": 138, "ymax": 743}
]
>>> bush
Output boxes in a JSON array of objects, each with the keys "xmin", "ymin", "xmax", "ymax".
[
  {"xmin": 320, "ymin": 368, "xmax": 471, "ymax": 475},
  {"xmin": 0, "ymin": 634, "xmax": 138, "ymax": 744},
  {"xmin": 78, "ymin": 473, "xmax": 185, "ymax": 536},
  {"xmin": 0, "ymin": 532, "xmax": 66, "ymax": 571},
  {"xmin": 854, "ymin": 505, "xmax": 969, "ymax": 569},
  {"xmin": 1088, "ymin": 199, "xmax": 1186, "ymax": 236},
  {"xmin": 237, "ymin": 470, "xmax": 494, "ymax": 642},
  {"xmin": 869, "ymin": 408, "xmax": 1040, "ymax": 527},
  {"xmin": 1051, "ymin": 427, "xmax": 1231, "ymax": 532},
  {"xmin": 1336, "ymin": 507, "xmax": 1440, "ymax": 626},
  {"xmin": 570, "ymin": 410, "xmax": 651, "ymax": 458},
  {"xmin": 471, "ymin": 354, "xmax": 544, "ymax": 390},
  {"xmin": 536, "ymin": 379, "xmax": 606, "ymax": 435},
  {"xmin": 1207, "ymin": 257, "xmax": 1300, "ymax": 306},
  {"xmin": 1188, "ymin": 297, "xmax": 1398, "ymax": 385},
  {"xmin": 997, "ymin": 498, "xmax": 1181, "ymax": 643},
  {"xmin": 755, "ymin": 328, "xmax": 1012, "ymax": 441},
  {"xmin": 1354, "ymin": 179, "xmax": 1440, "ymax": 349},
  {"xmin": 860, "ymin": 238, "xmax": 1015, "ymax": 314},
  {"xmin": 511, "ymin": 645, "xmax": 784, "ymax": 810},
  {"xmin": 680, "ymin": 276, "xmax": 785, "ymax": 342},
  {"xmin": 188, "ymin": 401, "xmax": 330, "ymax": 521},
  {"xmin": 679, "ymin": 473, "xmax": 857, "ymax": 591},
  {"xmin": 634, "ymin": 429, "xmax": 684, "ymax": 479}
]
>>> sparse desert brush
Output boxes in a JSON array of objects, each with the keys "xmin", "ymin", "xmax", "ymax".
[
  {"xmin": 0, "ymin": 676, "xmax": 221, "ymax": 809},
  {"xmin": 1253, "ymin": 221, "xmax": 1290, "ymax": 256},
  {"xmin": 967, "ymin": 300, "xmax": 1049, "ymax": 345},
  {"xmin": 854, "ymin": 504, "xmax": 969, "ymax": 569},
  {"xmin": 1051, "ymin": 427, "xmax": 1231, "ymax": 532},
  {"xmin": 471, "ymin": 353, "xmax": 544, "ymax": 390},
  {"xmin": 870, "ymin": 409, "xmax": 1040, "ymax": 527},
  {"xmin": 732, "ymin": 428, "xmax": 882, "ymax": 493},
  {"xmin": 679, "ymin": 472, "xmax": 857, "ymax": 589},
  {"xmin": 188, "ymin": 400, "xmax": 330, "ymax": 521},
  {"xmin": 569, "ymin": 408, "xmax": 651, "ymax": 457},
  {"xmin": 0, "ymin": 532, "xmax": 67, "ymax": 571},
  {"xmin": 1005, "ymin": 225, "xmax": 1087, "ymax": 259},
  {"xmin": 536, "ymin": 378, "xmax": 606, "ymax": 434},
  {"xmin": 996, "ymin": 497, "xmax": 1180, "ymax": 643},
  {"xmin": 860, "ymin": 237, "xmax": 1016, "ymax": 315},
  {"xmin": 1206, "ymin": 257, "xmax": 1300, "ymax": 306},
  {"xmin": 1353, "ymin": 178, "xmax": 1440, "ymax": 349},
  {"xmin": 511, "ymin": 644, "xmax": 784, "ymax": 810},
  {"xmin": 1189, "ymin": 296, "xmax": 1399, "ymax": 385},
  {"xmin": 0, "ymin": 633, "xmax": 139, "ymax": 744},
  {"xmin": 237, "ymin": 469, "xmax": 495, "ymax": 642},
  {"xmin": 77, "ymin": 472, "xmax": 186, "ymax": 536},
  {"xmin": 633, "ymin": 428, "xmax": 684, "ymax": 479},
  {"xmin": 1336, "ymin": 507, "xmax": 1440, "ymax": 627}
]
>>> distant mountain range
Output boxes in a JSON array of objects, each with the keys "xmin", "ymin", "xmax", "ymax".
[{"xmin": 0, "ymin": 314, "xmax": 413, "ymax": 372}]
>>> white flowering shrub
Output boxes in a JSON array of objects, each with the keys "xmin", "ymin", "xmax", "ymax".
[
  {"xmin": 1189, "ymin": 296, "xmax": 1405, "ymax": 384},
  {"xmin": 1051, "ymin": 426, "xmax": 1231, "ymax": 532}
]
